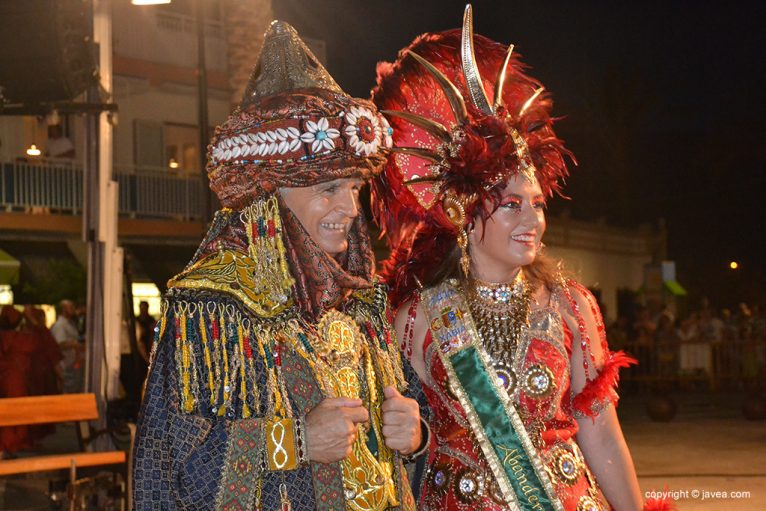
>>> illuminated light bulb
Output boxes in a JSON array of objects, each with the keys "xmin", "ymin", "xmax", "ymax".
[
  {"xmin": 131, "ymin": 0, "xmax": 171, "ymax": 5},
  {"xmin": 26, "ymin": 144, "xmax": 41, "ymax": 157}
]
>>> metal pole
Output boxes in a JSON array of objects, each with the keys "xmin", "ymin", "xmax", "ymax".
[
  {"xmin": 84, "ymin": 0, "xmax": 120, "ymax": 450},
  {"xmin": 83, "ymin": 82, "xmax": 103, "ymax": 404},
  {"xmin": 195, "ymin": 0, "xmax": 211, "ymax": 223},
  {"xmin": 83, "ymin": 0, "xmax": 105, "ymax": 435}
]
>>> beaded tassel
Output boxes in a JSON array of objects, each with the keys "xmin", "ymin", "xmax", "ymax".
[
  {"xmin": 210, "ymin": 309, "xmax": 223, "ymax": 410},
  {"xmin": 243, "ymin": 196, "xmax": 295, "ymax": 306},
  {"xmin": 236, "ymin": 322, "xmax": 250, "ymax": 418},
  {"xmin": 179, "ymin": 309, "xmax": 195, "ymax": 413},
  {"xmin": 199, "ymin": 312, "xmax": 216, "ymax": 407},
  {"xmin": 256, "ymin": 330, "xmax": 277, "ymax": 417},
  {"xmin": 158, "ymin": 301, "xmax": 168, "ymax": 339},
  {"xmin": 279, "ymin": 483, "xmax": 292, "ymax": 511},
  {"xmin": 242, "ymin": 325, "xmax": 260, "ymax": 415},
  {"xmin": 186, "ymin": 312, "xmax": 201, "ymax": 409},
  {"xmin": 401, "ymin": 293, "xmax": 421, "ymax": 360},
  {"xmin": 219, "ymin": 312, "xmax": 229, "ymax": 416}
]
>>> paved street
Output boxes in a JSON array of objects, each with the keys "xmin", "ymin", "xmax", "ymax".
[
  {"xmin": 621, "ymin": 392, "xmax": 766, "ymax": 510},
  {"xmin": 1, "ymin": 392, "xmax": 764, "ymax": 509}
]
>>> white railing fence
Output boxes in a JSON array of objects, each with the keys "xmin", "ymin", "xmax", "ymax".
[{"xmin": 1, "ymin": 160, "xmax": 205, "ymax": 221}]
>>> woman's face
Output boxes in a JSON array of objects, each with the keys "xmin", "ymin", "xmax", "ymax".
[{"xmin": 468, "ymin": 175, "xmax": 546, "ymax": 282}]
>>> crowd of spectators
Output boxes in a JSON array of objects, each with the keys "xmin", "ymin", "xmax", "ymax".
[{"xmin": 607, "ymin": 300, "xmax": 766, "ymax": 389}]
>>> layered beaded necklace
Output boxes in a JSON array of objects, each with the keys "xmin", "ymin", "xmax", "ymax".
[{"xmin": 465, "ymin": 270, "xmax": 534, "ymax": 391}]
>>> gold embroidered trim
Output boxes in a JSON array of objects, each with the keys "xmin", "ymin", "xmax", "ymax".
[{"xmin": 168, "ymin": 248, "xmax": 293, "ymax": 318}]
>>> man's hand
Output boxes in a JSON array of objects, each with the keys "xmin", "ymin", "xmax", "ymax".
[
  {"xmin": 381, "ymin": 386, "xmax": 421, "ymax": 454},
  {"xmin": 306, "ymin": 397, "xmax": 368, "ymax": 463}
]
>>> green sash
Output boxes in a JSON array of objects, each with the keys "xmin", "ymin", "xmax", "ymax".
[{"xmin": 422, "ymin": 281, "xmax": 563, "ymax": 511}]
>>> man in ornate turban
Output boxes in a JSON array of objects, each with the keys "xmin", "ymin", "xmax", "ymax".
[{"xmin": 133, "ymin": 21, "xmax": 425, "ymax": 511}]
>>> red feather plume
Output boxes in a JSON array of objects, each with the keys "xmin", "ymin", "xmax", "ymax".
[
  {"xmin": 573, "ymin": 350, "xmax": 637, "ymax": 420},
  {"xmin": 371, "ymin": 29, "xmax": 575, "ymax": 305}
]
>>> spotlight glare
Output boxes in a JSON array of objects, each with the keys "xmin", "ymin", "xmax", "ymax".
[
  {"xmin": 729, "ymin": 261, "xmax": 739, "ymax": 270},
  {"xmin": 131, "ymin": 0, "xmax": 171, "ymax": 5}
]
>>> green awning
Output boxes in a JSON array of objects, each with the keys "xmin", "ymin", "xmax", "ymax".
[
  {"xmin": 664, "ymin": 280, "xmax": 687, "ymax": 296},
  {"xmin": 0, "ymin": 248, "xmax": 20, "ymax": 285}
]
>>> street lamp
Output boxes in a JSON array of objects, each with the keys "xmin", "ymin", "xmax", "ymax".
[{"xmin": 729, "ymin": 261, "xmax": 739, "ymax": 270}]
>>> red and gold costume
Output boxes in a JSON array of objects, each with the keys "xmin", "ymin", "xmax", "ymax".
[
  {"xmin": 370, "ymin": 6, "xmax": 649, "ymax": 511},
  {"xmin": 405, "ymin": 279, "xmax": 633, "ymax": 510}
]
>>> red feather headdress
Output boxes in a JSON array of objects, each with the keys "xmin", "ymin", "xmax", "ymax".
[{"xmin": 371, "ymin": 5, "xmax": 574, "ymax": 307}]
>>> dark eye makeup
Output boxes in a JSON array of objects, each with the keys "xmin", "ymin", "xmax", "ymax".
[{"xmin": 499, "ymin": 194, "xmax": 546, "ymax": 210}]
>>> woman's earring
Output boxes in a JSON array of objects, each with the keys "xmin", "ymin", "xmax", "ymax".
[
  {"xmin": 458, "ymin": 227, "xmax": 470, "ymax": 277},
  {"xmin": 442, "ymin": 194, "xmax": 471, "ymax": 277}
]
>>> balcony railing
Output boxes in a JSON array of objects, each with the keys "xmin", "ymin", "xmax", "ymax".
[{"xmin": 1, "ymin": 160, "xmax": 205, "ymax": 222}]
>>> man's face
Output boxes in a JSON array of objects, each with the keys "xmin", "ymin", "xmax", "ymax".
[
  {"xmin": 280, "ymin": 178, "xmax": 363, "ymax": 257},
  {"xmin": 61, "ymin": 301, "xmax": 76, "ymax": 318}
]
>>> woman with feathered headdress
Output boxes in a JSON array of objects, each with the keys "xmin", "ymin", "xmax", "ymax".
[{"xmin": 372, "ymin": 5, "xmax": 667, "ymax": 511}]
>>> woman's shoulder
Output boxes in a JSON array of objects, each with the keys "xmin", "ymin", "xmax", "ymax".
[
  {"xmin": 550, "ymin": 278, "xmax": 600, "ymax": 316},
  {"xmin": 547, "ymin": 278, "xmax": 609, "ymax": 347}
]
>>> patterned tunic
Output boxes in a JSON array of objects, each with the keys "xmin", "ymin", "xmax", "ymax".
[{"xmin": 133, "ymin": 281, "xmax": 416, "ymax": 511}]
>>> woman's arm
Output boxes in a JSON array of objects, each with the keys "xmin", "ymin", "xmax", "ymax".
[
  {"xmin": 393, "ymin": 296, "xmax": 429, "ymax": 381},
  {"xmin": 577, "ymin": 406, "xmax": 642, "ymax": 510},
  {"xmin": 567, "ymin": 285, "xmax": 643, "ymax": 511}
]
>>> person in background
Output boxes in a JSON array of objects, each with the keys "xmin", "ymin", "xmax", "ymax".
[
  {"xmin": 22, "ymin": 306, "xmax": 63, "ymax": 397},
  {"xmin": 50, "ymin": 299, "xmax": 84, "ymax": 392},
  {"xmin": 20, "ymin": 306, "xmax": 63, "ymax": 441},
  {"xmin": 45, "ymin": 124, "xmax": 75, "ymax": 159},
  {"xmin": 0, "ymin": 305, "xmax": 36, "ymax": 456},
  {"xmin": 654, "ymin": 313, "xmax": 679, "ymax": 381},
  {"xmin": 135, "ymin": 300, "xmax": 155, "ymax": 366}
]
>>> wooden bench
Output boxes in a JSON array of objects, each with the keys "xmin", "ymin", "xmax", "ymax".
[{"xmin": 0, "ymin": 393, "xmax": 132, "ymax": 507}]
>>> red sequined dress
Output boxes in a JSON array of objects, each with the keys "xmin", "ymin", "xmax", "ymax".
[{"xmin": 411, "ymin": 281, "xmax": 632, "ymax": 511}]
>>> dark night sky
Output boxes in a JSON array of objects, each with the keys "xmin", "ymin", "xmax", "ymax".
[{"xmin": 274, "ymin": 0, "xmax": 766, "ymax": 308}]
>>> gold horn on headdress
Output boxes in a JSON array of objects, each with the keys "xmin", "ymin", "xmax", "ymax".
[
  {"xmin": 519, "ymin": 87, "xmax": 545, "ymax": 118},
  {"xmin": 407, "ymin": 50, "xmax": 468, "ymax": 125},
  {"xmin": 493, "ymin": 44, "xmax": 515, "ymax": 113},
  {"xmin": 461, "ymin": 4, "xmax": 493, "ymax": 115},
  {"xmin": 381, "ymin": 110, "xmax": 451, "ymax": 143}
]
